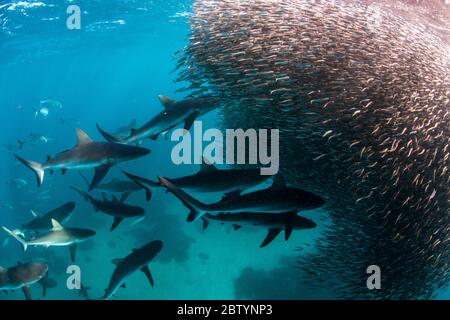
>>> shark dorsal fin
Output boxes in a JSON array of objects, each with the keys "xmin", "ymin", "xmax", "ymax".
[
  {"xmin": 30, "ymin": 209, "xmax": 39, "ymax": 218},
  {"xmin": 269, "ymin": 174, "xmax": 286, "ymax": 190},
  {"xmin": 51, "ymin": 219, "xmax": 64, "ymax": 231},
  {"xmin": 199, "ymin": 158, "xmax": 218, "ymax": 173},
  {"xmin": 158, "ymin": 95, "xmax": 177, "ymax": 110},
  {"xmin": 75, "ymin": 128, "xmax": 93, "ymax": 146}
]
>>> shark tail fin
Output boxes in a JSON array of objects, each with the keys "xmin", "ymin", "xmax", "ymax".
[
  {"xmin": 70, "ymin": 186, "xmax": 91, "ymax": 202},
  {"xmin": 96, "ymin": 124, "xmax": 126, "ymax": 144},
  {"xmin": 1, "ymin": 227, "xmax": 28, "ymax": 251},
  {"xmin": 158, "ymin": 176, "xmax": 207, "ymax": 222},
  {"xmin": 14, "ymin": 154, "xmax": 44, "ymax": 187},
  {"xmin": 121, "ymin": 170, "xmax": 155, "ymax": 201},
  {"xmin": 122, "ymin": 170, "xmax": 160, "ymax": 187}
]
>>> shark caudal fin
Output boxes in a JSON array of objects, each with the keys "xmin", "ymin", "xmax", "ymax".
[
  {"xmin": 158, "ymin": 176, "xmax": 208, "ymax": 222},
  {"xmin": 14, "ymin": 154, "xmax": 44, "ymax": 187},
  {"xmin": 1, "ymin": 226, "xmax": 28, "ymax": 251},
  {"xmin": 70, "ymin": 186, "xmax": 92, "ymax": 202},
  {"xmin": 96, "ymin": 123, "xmax": 127, "ymax": 144},
  {"xmin": 121, "ymin": 170, "xmax": 154, "ymax": 201}
]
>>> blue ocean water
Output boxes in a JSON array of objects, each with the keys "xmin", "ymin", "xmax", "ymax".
[
  {"xmin": 0, "ymin": 0, "xmax": 448, "ymax": 301},
  {"xmin": 0, "ymin": 0, "xmax": 332, "ymax": 300}
]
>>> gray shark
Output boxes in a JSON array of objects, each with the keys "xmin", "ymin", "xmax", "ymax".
[
  {"xmin": 80, "ymin": 173, "xmax": 151, "ymax": 202},
  {"xmin": 2, "ymin": 219, "xmax": 95, "ymax": 262},
  {"xmin": 17, "ymin": 133, "xmax": 55, "ymax": 150},
  {"xmin": 71, "ymin": 186, "xmax": 145, "ymax": 231},
  {"xmin": 0, "ymin": 261, "xmax": 48, "ymax": 300},
  {"xmin": 17, "ymin": 201, "xmax": 76, "ymax": 236},
  {"xmin": 158, "ymin": 174, "xmax": 325, "ymax": 222},
  {"xmin": 103, "ymin": 240, "xmax": 163, "ymax": 300},
  {"xmin": 1, "ymin": 202, "xmax": 77, "ymax": 249},
  {"xmin": 122, "ymin": 160, "xmax": 271, "ymax": 195},
  {"xmin": 202, "ymin": 212, "xmax": 317, "ymax": 248},
  {"xmin": 97, "ymin": 95, "xmax": 220, "ymax": 144},
  {"xmin": 14, "ymin": 128, "xmax": 151, "ymax": 191}
]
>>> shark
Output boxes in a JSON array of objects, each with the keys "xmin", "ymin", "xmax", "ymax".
[
  {"xmin": 14, "ymin": 128, "xmax": 151, "ymax": 191},
  {"xmin": 0, "ymin": 261, "xmax": 48, "ymax": 300},
  {"xmin": 122, "ymin": 160, "xmax": 271, "ymax": 195},
  {"xmin": 71, "ymin": 186, "xmax": 145, "ymax": 231},
  {"xmin": 17, "ymin": 133, "xmax": 55, "ymax": 150},
  {"xmin": 1, "ymin": 201, "xmax": 77, "ymax": 248},
  {"xmin": 202, "ymin": 212, "xmax": 317, "ymax": 248},
  {"xmin": 97, "ymin": 95, "xmax": 220, "ymax": 144},
  {"xmin": 16, "ymin": 201, "xmax": 76, "ymax": 236},
  {"xmin": 1, "ymin": 219, "xmax": 96, "ymax": 262},
  {"xmin": 158, "ymin": 174, "xmax": 325, "ymax": 222},
  {"xmin": 79, "ymin": 173, "xmax": 151, "ymax": 202},
  {"xmin": 102, "ymin": 240, "xmax": 163, "ymax": 300}
]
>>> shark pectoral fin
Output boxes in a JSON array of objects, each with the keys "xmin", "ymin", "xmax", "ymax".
[
  {"xmin": 22, "ymin": 286, "xmax": 32, "ymax": 300},
  {"xmin": 90, "ymin": 165, "xmax": 111, "ymax": 191},
  {"xmin": 119, "ymin": 192, "xmax": 131, "ymax": 203},
  {"xmin": 232, "ymin": 224, "xmax": 242, "ymax": 231},
  {"xmin": 111, "ymin": 258, "xmax": 123, "ymax": 266},
  {"xmin": 141, "ymin": 265, "xmax": 154, "ymax": 287},
  {"xmin": 184, "ymin": 112, "xmax": 198, "ymax": 132},
  {"xmin": 110, "ymin": 217, "xmax": 124, "ymax": 232},
  {"xmin": 201, "ymin": 217, "xmax": 209, "ymax": 230},
  {"xmin": 69, "ymin": 243, "xmax": 77, "ymax": 262},
  {"xmin": 284, "ymin": 212, "xmax": 297, "ymax": 241},
  {"xmin": 260, "ymin": 228, "xmax": 282, "ymax": 248}
]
